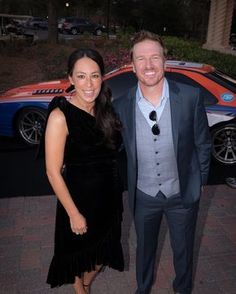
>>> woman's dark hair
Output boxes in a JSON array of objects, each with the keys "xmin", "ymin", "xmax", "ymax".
[
  {"xmin": 67, "ymin": 48, "xmax": 105, "ymax": 76},
  {"xmin": 68, "ymin": 48, "xmax": 121, "ymax": 149}
]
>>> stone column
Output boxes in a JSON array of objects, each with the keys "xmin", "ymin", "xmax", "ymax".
[{"xmin": 203, "ymin": 0, "xmax": 234, "ymax": 52}]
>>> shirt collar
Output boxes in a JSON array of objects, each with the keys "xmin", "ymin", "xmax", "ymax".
[{"xmin": 136, "ymin": 78, "xmax": 169, "ymax": 105}]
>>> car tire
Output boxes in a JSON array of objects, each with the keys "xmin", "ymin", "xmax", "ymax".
[
  {"xmin": 210, "ymin": 123, "xmax": 236, "ymax": 165},
  {"xmin": 16, "ymin": 107, "xmax": 47, "ymax": 146},
  {"xmin": 70, "ymin": 27, "xmax": 78, "ymax": 35},
  {"xmin": 95, "ymin": 29, "xmax": 102, "ymax": 36}
]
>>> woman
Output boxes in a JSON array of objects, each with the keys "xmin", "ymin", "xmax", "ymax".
[{"xmin": 44, "ymin": 48, "xmax": 124, "ymax": 293}]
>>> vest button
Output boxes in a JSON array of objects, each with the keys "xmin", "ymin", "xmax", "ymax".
[
  {"xmin": 156, "ymin": 163, "xmax": 159, "ymax": 165},
  {"xmin": 154, "ymin": 138, "xmax": 157, "ymax": 141},
  {"xmin": 159, "ymin": 183, "xmax": 162, "ymax": 186},
  {"xmin": 155, "ymin": 151, "xmax": 158, "ymax": 154},
  {"xmin": 157, "ymin": 173, "xmax": 160, "ymax": 176}
]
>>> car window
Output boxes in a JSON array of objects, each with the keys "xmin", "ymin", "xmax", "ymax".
[
  {"xmin": 105, "ymin": 72, "xmax": 137, "ymax": 100},
  {"xmin": 76, "ymin": 19, "xmax": 86, "ymax": 24},
  {"xmin": 165, "ymin": 72, "xmax": 218, "ymax": 106},
  {"xmin": 106, "ymin": 71, "xmax": 217, "ymax": 106},
  {"xmin": 204, "ymin": 70, "xmax": 236, "ymax": 93}
]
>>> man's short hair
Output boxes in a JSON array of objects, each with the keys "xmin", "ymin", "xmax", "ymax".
[{"xmin": 130, "ymin": 30, "xmax": 167, "ymax": 60}]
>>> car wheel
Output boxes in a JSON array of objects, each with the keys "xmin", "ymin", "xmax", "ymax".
[
  {"xmin": 95, "ymin": 29, "xmax": 102, "ymax": 36},
  {"xmin": 16, "ymin": 107, "xmax": 47, "ymax": 145},
  {"xmin": 210, "ymin": 123, "xmax": 236, "ymax": 165},
  {"xmin": 71, "ymin": 27, "xmax": 78, "ymax": 35}
]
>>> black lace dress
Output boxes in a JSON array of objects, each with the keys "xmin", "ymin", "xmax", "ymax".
[{"xmin": 46, "ymin": 96, "xmax": 124, "ymax": 288}]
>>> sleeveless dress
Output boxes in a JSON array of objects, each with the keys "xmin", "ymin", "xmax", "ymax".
[{"xmin": 46, "ymin": 96, "xmax": 124, "ymax": 288}]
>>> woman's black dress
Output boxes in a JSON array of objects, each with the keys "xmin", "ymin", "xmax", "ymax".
[{"xmin": 46, "ymin": 96, "xmax": 124, "ymax": 288}]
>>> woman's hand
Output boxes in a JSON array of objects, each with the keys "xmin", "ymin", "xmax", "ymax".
[{"xmin": 70, "ymin": 211, "xmax": 88, "ymax": 235}]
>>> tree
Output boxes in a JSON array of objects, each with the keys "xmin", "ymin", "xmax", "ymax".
[
  {"xmin": 47, "ymin": 0, "xmax": 58, "ymax": 44},
  {"xmin": 0, "ymin": 0, "xmax": 211, "ymax": 41},
  {"xmin": 0, "ymin": 0, "xmax": 47, "ymax": 15},
  {"xmin": 181, "ymin": 0, "xmax": 210, "ymax": 40}
]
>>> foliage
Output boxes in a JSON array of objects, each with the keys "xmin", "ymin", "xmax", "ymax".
[
  {"xmin": 109, "ymin": 0, "xmax": 210, "ymax": 40},
  {"xmin": 164, "ymin": 36, "xmax": 236, "ymax": 77},
  {"xmin": 103, "ymin": 47, "xmax": 130, "ymax": 72},
  {"xmin": 0, "ymin": 0, "xmax": 212, "ymax": 41},
  {"xmin": 0, "ymin": 34, "xmax": 235, "ymax": 88},
  {"xmin": 38, "ymin": 35, "xmax": 236, "ymax": 78},
  {"xmin": 19, "ymin": 36, "xmax": 126, "ymax": 80}
]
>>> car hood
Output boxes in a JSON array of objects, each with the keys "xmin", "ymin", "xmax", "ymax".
[{"xmin": 0, "ymin": 79, "xmax": 71, "ymax": 102}]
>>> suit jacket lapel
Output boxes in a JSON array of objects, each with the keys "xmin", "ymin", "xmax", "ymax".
[{"xmin": 168, "ymin": 80, "xmax": 181, "ymax": 156}]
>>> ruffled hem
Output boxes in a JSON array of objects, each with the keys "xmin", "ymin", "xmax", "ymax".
[{"xmin": 47, "ymin": 215, "xmax": 124, "ymax": 288}]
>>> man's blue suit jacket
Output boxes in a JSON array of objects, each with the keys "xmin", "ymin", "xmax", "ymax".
[{"xmin": 113, "ymin": 79, "xmax": 212, "ymax": 214}]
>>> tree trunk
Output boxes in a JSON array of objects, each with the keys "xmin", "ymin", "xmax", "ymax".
[{"xmin": 48, "ymin": 0, "xmax": 58, "ymax": 44}]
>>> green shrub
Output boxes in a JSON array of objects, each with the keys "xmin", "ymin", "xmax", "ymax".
[
  {"xmin": 31, "ymin": 36, "xmax": 236, "ymax": 78},
  {"xmin": 164, "ymin": 36, "xmax": 236, "ymax": 77},
  {"xmin": 1, "ymin": 34, "xmax": 235, "ymax": 85}
]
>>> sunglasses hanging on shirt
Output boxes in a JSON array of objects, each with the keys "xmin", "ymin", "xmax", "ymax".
[{"xmin": 149, "ymin": 110, "xmax": 160, "ymax": 136}]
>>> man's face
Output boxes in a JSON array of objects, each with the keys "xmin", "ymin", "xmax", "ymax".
[{"xmin": 132, "ymin": 39, "xmax": 165, "ymax": 88}]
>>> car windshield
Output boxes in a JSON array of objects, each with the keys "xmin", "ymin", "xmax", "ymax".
[
  {"xmin": 105, "ymin": 71, "xmax": 218, "ymax": 106},
  {"xmin": 205, "ymin": 70, "xmax": 236, "ymax": 93}
]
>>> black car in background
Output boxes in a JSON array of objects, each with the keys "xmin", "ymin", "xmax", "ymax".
[
  {"xmin": 26, "ymin": 17, "xmax": 48, "ymax": 30},
  {"xmin": 59, "ymin": 17, "xmax": 105, "ymax": 35}
]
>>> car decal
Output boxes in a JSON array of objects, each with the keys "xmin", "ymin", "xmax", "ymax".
[
  {"xmin": 32, "ymin": 89, "xmax": 64, "ymax": 95},
  {"xmin": 221, "ymin": 93, "xmax": 235, "ymax": 102}
]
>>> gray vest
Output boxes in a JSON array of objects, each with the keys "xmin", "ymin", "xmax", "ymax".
[{"xmin": 136, "ymin": 98, "xmax": 180, "ymax": 197}]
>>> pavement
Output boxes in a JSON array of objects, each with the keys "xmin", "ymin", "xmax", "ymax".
[{"xmin": 0, "ymin": 185, "xmax": 236, "ymax": 294}]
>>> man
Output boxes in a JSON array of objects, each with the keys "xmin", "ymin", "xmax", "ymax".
[{"xmin": 113, "ymin": 30, "xmax": 212, "ymax": 294}]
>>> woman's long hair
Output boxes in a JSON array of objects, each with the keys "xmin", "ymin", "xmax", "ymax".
[{"xmin": 68, "ymin": 48, "xmax": 121, "ymax": 149}]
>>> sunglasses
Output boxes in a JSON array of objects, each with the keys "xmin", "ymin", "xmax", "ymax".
[{"xmin": 149, "ymin": 110, "xmax": 160, "ymax": 135}]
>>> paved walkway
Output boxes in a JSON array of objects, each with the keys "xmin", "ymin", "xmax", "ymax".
[{"xmin": 0, "ymin": 185, "xmax": 236, "ymax": 294}]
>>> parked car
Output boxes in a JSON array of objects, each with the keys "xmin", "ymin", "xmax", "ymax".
[
  {"xmin": 0, "ymin": 14, "xmax": 35, "ymax": 45},
  {"xmin": 59, "ymin": 17, "xmax": 105, "ymax": 35},
  {"xmin": 26, "ymin": 17, "xmax": 48, "ymax": 30},
  {"xmin": 0, "ymin": 61, "xmax": 235, "ymax": 166},
  {"xmin": 57, "ymin": 17, "xmax": 66, "ymax": 33},
  {"xmin": 0, "ymin": 15, "xmax": 24, "ymax": 35},
  {"xmin": 10, "ymin": 15, "xmax": 32, "ymax": 28}
]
